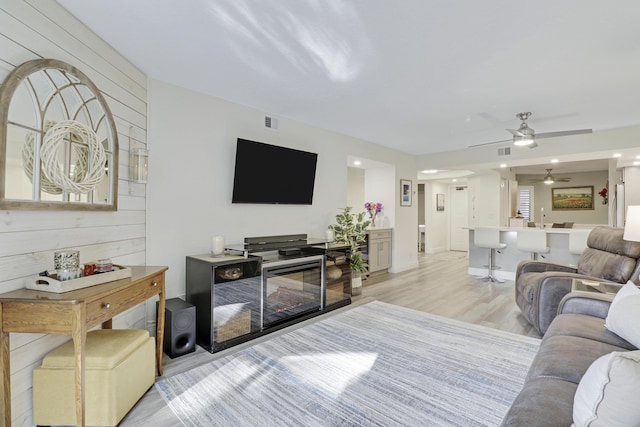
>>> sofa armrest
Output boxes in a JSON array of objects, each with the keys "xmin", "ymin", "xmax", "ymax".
[
  {"xmin": 516, "ymin": 260, "xmax": 577, "ymax": 276},
  {"xmin": 557, "ymin": 291, "xmax": 613, "ymax": 319},
  {"xmin": 533, "ymin": 273, "xmax": 616, "ymax": 333}
]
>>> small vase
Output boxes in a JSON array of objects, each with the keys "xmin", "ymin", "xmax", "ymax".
[
  {"xmin": 351, "ymin": 274, "xmax": 362, "ymax": 296},
  {"xmin": 369, "ymin": 211, "xmax": 378, "ymax": 227}
]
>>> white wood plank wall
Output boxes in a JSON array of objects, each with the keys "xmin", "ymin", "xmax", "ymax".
[{"xmin": 0, "ymin": 2, "xmax": 148, "ymax": 425}]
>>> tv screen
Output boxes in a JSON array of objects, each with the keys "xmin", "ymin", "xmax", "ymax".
[{"xmin": 232, "ymin": 139, "xmax": 318, "ymax": 204}]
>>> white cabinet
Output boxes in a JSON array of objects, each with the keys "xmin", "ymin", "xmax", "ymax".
[{"xmin": 367, "ymin": 229, "xmax": 392, "ymax": 273}]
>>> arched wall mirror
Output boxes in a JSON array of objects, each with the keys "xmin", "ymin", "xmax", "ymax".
[{"xmin": 0, "ymin": 59, "xmax": 118, "ymax": 210}]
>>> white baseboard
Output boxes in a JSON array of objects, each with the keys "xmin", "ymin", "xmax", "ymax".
[
  {"xmin": 389, "ymin": 260, "xmax": 419, "ymax": 274},
  {"xmin": 425, "ymin": 246, "xmax": 448, "ymax": 254}
]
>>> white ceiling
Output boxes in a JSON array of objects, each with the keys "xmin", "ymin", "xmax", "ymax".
[{"xmin": 57, "ymin": 0, "xmax": 640, "ymax": 156}]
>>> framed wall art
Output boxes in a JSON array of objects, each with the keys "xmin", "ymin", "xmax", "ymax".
[
  {"xmin": 400, "ymin": 179, "xmax": 412, "ymax": 206},
  {"xmin": 436, "ymin": 193, "xmax": 445, "ymax": 211},
  {"xmin": 551, "ymin": 186, "xmax": 594, "ymax": 210}
]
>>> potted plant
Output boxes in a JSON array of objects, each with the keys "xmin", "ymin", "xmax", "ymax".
[{"xmin": 329, "ymin": 206, "xmax": 371, "ymax": 295}]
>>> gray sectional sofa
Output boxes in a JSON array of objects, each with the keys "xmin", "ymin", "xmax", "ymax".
[
  {"xmin": 501, "ymin": 291, "xmax": 637, "ymax": 425},
  {"xmin": 515, "ymin": 226, "xmax": 640, "ymax": 335}
]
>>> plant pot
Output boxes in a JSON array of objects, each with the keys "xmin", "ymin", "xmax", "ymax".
[{"xmin": 351, "ymin": 274, "xmax": 362, "ymax": 296}]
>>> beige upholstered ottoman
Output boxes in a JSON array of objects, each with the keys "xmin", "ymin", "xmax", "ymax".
[{"xmin": 33, "ymin": 329, "xmax": 155, "ymax": 426}]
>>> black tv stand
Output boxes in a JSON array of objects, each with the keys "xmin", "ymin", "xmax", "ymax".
[
  {"xmin": 278, "ymin": 248, "xmax": 301, "ymax": 256},
  {"xmin": 186, "ymin": 234, "xmax": 352, "ymax": 353}
]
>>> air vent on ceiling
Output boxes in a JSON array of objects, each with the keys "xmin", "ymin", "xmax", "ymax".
[
  {"xmin": 265, "ymin": 116, "xmax": 278, "ymax": 130},
  {"xmin": 498, "ymin": 147, "xmax": 511, "ymax": 156}
]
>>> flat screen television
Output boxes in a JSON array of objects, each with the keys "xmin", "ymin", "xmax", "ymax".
[{"xmin": 232, "ymin": 138, "xmax": 318, "ymax": 204}]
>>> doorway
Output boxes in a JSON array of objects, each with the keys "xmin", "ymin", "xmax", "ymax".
[{"xmin": 450, "ymin": 186, "xmax": 469, "ymax": 251}]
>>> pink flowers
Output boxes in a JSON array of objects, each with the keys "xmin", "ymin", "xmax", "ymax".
[
  {"xmin": 364, "ymin": 202, "xmax": 383, "ymax": 225},
  {"xmin": 364, "ymin": 202, "xmax": 383, "ymax": 213}
]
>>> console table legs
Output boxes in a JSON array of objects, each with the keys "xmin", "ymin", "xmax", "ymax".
[
  {"xmin": 0, "ymin": 325, "xmax": 10, "ymax": 427},
  {"xmin": 72, "ymin": 305, "xmax": 87, "ymax": 427}
]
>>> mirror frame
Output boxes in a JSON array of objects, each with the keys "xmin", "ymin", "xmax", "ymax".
[{"xmin": 0, "ymin": 59, "xmax": 119, "ymax": 211}]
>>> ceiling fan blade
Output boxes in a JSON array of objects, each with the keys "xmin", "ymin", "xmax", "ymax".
[
  {"xmin": 506, "ymin": 129, "xmax": 525, "ymax": 137},
  {"xmin": 467, "ymin": 138, "xmax": 511, "ymax": 148},
  {"xmin": 536, "ymin": 129, "xmax": 592, "ymax": 139},
  {"xmin": 557, "ymin": 178, "xmax": 571, "ymax": 182}
]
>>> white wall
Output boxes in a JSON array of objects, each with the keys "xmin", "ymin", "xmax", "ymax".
[
  {"xmin": 146, "ymin": 79, "xmax": 419, "ymax": 299},
  {"xmin": 347, "ymin": 167, "xmax": 365, "ymax": 209},
  {"xmin": 468, "ymin": 172, "xmax": 503, "ymax": 227},
  {"xmin": 624, "ymin": 166, "xmax": 640, "ymax": 213},
  {"xmin": 423, "ymin": 181, "xmax": 449, "ymax": 252},
  {"xmin": 0, "ymin": 2, "xmax": 147, "ymax": 425},
  {"xmin": 364, "ymin": 165, "xmax": 395, "ymax": 228}
]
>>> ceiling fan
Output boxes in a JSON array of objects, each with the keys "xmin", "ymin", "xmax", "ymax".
[
  {"xmin": 470, "ymin": 112, "xmax": 592, "ymax": 148},
  {"xmin": 528, "ymin": 169, "xmax": 571, "ymax": 185}
]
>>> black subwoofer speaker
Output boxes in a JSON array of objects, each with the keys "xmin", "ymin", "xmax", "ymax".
[{"xmin": 160, "ymin": 298, "xmax": 196, "ymax": 358}]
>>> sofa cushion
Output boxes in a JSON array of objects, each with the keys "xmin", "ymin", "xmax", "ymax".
[
  {"xmin": 545, "ymin": 313, "xmax": 636, "ymax": 351},
  {"xmin": 605, "ymin": 281, "xmax": 640, "ymax": 348},
  {"xmin": 573, "ymin": 351, "xmax": 640, "ymax": 427},
  {"xmin": 576, "ymin": 227, "xmax": 640, "ymax": 282},
  {"xmin": 526, "ymin": 335, "xmax": 628, "ymax": 384},
  {"xmin": 500, "ymin": 377, "xmax": 576, "ymax": 426}
]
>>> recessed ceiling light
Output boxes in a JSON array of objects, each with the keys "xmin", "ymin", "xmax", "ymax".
[
  {"xmin": 499, "ymin": 164, "xmax": 507, "ymax": 168},
  {"xmin": 452, "ymin": 179, "xmax": 457, "ymax": 182},
  {"xmin": 613, "ymin": 153, "xmax": 622, "ymax": 158},
  {"xmin": 551, "ymin": 159, "xmax": 559, "ymax": 163},
  {"xmin": 421, "ymin": 169, "xmax": 438, "ymax": 174},
  {"xmin": 636, "ymin": 155, "xmax": 640, "ymax": 160},
  {"xmin": 353, "ymin": 160, "xmax": 361, "ymax": 166},
  {"xmin": 634, "ymin": 161, "xmax": 640, "ymax": 166}
]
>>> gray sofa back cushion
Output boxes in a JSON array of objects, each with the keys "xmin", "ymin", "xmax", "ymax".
[{"xmin": 577, "ymin": 227, "xmax": 640, "ymax": 283}]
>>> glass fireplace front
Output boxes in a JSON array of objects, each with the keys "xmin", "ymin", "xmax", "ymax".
[{"xmin": 261, "ymin": 255, "xmax": 324, "ymax": 328}]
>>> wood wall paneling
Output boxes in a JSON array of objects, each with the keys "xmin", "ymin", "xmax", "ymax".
[{"xmin": 0, "ymin": 2, "xmax": 148, "ymax": 424}]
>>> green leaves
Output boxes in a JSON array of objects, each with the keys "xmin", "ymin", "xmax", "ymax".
[{"xmin": 329, "ymin": 206, "xmax": 370, "ymax": 272}]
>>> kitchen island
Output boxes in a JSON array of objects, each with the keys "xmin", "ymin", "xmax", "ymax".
[{"xmin": 468, "ymin": 226, "xmax": 603, "ymax": 280}]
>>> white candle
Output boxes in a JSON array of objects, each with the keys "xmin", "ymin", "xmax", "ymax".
[
  {"xmin": 326, "ymin": 228, "xmax": 335, "ymax": 242},
  {"xmin": 212, "ymin": 236, "xmax": 225, "ymax": 257}
]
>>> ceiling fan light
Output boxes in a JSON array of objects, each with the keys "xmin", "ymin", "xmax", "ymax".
[
  {"xmin": 544, "ymin": 176, "xmax": 554, "ymax": 184},
  {"xmin": 513, "ymin": 135, "xmax": 535, "ymax": 146}
]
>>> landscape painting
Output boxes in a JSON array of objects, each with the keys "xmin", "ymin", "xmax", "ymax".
[{"xmin": 551, "ymin": 186, "xmax": 594, "ymax": 210}]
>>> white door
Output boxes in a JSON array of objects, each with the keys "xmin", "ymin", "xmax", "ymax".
[{"xmin": 450, "ymin": 186, "xmax": 469, "ymax": 251}]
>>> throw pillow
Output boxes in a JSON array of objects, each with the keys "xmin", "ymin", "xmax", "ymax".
[
  {"xmin": 605, "ymin": 281, "xmax": 640, "ymax": 348},
  {"xmin": 573, "ymin": 350, "xmax": 640, "ymax": 427}
]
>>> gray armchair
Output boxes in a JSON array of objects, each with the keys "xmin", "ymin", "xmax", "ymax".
[{"xmin": 515, "ymin": 226, "xmax": 640, "ymax": 335}]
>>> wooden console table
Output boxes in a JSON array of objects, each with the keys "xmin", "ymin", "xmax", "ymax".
[{"xmin": 0, "ymin": 265, "xmax": 168, "ymax": 427}]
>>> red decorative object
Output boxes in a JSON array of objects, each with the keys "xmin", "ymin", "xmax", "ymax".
[{"xmin": 598, "ymin": 187, "xmax": 608, "ymax": 205}]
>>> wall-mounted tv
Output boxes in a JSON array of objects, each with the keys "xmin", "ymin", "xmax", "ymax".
[{"xmin": 232, "ymin": 138, "xmax": 318, "ymax": 205}]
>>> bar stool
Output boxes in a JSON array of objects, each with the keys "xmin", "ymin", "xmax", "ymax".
[
  {"xmin": 569, "ymin": 229, "xmax": 591, "ymax": 255},
  {"xmin": 517, "ymin": 229, "xmax": 550, "ymax": 260},
  {"xmin": 474, "ymin": 227, "xmax": 506, "ymax": 282}
]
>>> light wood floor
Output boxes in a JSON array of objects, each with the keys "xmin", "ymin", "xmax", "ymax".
[{"xmin": 121, "ymin": 251, "xmax": 539, "ymax": 426}]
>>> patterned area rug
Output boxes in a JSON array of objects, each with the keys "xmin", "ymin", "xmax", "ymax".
[{"xmin": 155, "ymin": 301, "xmax": 539, "ymax": 427}]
